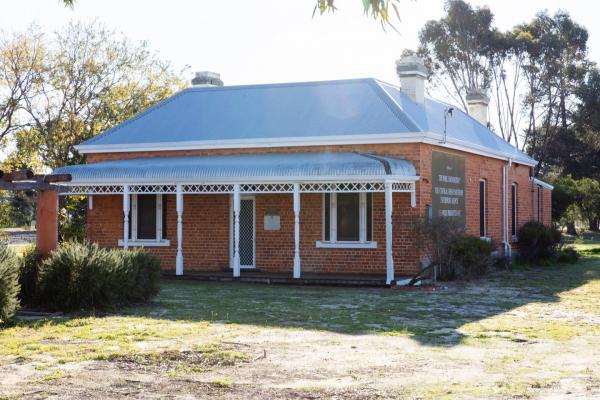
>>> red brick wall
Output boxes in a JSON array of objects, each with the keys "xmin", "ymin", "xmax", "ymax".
[{"xmin": 85, "ymin": 142, "xmax": 550, "ymax": 276}]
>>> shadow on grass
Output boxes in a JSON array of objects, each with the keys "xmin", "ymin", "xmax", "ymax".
[
  {"xmin": 120, "ymin": 251, "xmax": 599, "ymax": 347},
  {"xmin": 11, "ymin": 252, "xmax": 600, "ymax": 349}
]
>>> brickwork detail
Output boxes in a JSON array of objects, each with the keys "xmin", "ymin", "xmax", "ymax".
[{"xmin": 85, "ymin": 143, "xmax": 551, "ymax": 277}]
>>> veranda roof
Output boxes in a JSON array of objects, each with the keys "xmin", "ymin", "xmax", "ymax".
[{"xmin": 52, "ymin": 152, "xmax": 418, "ymax": 184}]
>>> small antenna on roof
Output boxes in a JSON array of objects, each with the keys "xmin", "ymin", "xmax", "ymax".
[{"xmin": 441, "ymin": 107, "xmax": 454, "ymax": 144}]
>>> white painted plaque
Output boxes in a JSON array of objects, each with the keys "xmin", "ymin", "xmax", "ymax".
[{"xmin": 264, "ymin": 215, "xmax": 281, "ymax": 231}]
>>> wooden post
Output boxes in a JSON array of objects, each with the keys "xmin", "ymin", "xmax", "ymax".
[
  {"xmin": 36, "ymin": 190, "xmax": 58, "ymax": 256},
  {"xmin": 232, "ymin": 184, "xmax": 241, "ymax": 278},
  {"xmin": 385, "ymin": 181, "xmax": 394, "ymax": 285},
  {"xmin": 293, "ymin": 183, "xmax": 301, "ymax": 279},
  {"xmin": 176, "ymin": 184, "xmax": 184, "ymax": 276}
]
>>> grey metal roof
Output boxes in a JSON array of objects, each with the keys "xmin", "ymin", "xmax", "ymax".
[
  {"xmin": 53, "ymin": 152, "xmax": 417, "ymax": 184},
  {"xmin": 75, "ymin": 78, "xmax": 535, "ymax": 165}
]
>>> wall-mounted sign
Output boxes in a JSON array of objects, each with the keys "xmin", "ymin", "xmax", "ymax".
[
  {"xmin": 431, "ymin": 151, "xmax": 466, "ymax": 227},
  {"xmin": 264, "ymin": 215, "xmax": 280, "ymax": 231},
  {"xmin": 264, "ymin": 207, "xmax": 280, "ymax": 231}
]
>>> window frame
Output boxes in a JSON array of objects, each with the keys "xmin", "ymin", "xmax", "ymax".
[
  {"xmin": 118, "ymin": 194, "xmax": 170, "ymax": 247},
  {"xmin": 317, "ymin": 192, "xmax": 377, "ymax": 249},
  {"xmin": 479, "ymin": 179, "xmax": 487, "ymax": 238}
]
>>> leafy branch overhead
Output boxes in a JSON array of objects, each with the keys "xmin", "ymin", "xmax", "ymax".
[{"xmin": 314, "ymin": 0, "xmax": 402, "ymax": 29}]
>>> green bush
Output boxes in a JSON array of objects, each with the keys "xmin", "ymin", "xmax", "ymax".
[
  {"xmin": 517, "ymin": 221, "xmax": 561, "ymax": 263},
  {"xmin": 19, "ymin": 245, "xmax": 43, "ymax": 306},
  {"xmin": 442, "ymin": 235, "xmax": 494, "ymax": 280},
  {"xmin": 0, "ymin": 240, "xmax": 20, "ymax": 324},
  {"xmin": 36, "ymin": 242, "xmax": 161, "ymax": 311},
  {"xmin": 112, "ymin": 249, "xmax": 161, "ymax": 304},
  {"xmin": 557, "ymin": 246, "xmax": 580, "ymax": 264}
]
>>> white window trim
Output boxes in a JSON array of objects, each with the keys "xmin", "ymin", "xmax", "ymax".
[
  {"xmin": 316, "ymin": 241, "xmax": 377, "ymax": 249},
  {"xmin": 118, "ymin": 239, "xmax": 170, "ymax": 247},
  {"xmin": 318, "ymin": 192, "xmax": 376, "ymax": 248},
  {"xmin": 119, "ymin": 194, "xmax": 167, "ymax": 246}
]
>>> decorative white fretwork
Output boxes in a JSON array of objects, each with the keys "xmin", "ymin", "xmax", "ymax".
[{"xmin": 59, "ymin": 181, "xmax": 415, "ymax": 195}]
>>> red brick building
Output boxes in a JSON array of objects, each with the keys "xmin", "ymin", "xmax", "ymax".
[{"xmin": 53, "ymin": 59, "xmax": 552, "ymax": 285}]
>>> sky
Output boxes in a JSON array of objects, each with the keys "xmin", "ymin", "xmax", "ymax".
[{"xmin": 2, "ymin": 0, "xmax": 600, "ymax": 88}]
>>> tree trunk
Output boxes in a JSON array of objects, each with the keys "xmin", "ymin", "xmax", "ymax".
[
  {"xmin": 589, "ymin": 218, "xmax": 599, "ymax": 232},
  {"xmin": 567, "ymin": 222, "xmax": 577, "ymax": 235}
]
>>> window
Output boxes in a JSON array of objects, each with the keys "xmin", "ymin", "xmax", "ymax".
[
  {"xmin": 511, "ymin": 183, "xmax": 517, "ymax": 237},
  {"xmin": 318, "ymin": 193, "xmax": 376, "ymax": 248},
  {"xmin": 119, "ymin": 194, "xmax": 169, "ymax": 246},
  {"xmin": 479, "ymin": 179, "xmax": 486, "ymax": 237}
]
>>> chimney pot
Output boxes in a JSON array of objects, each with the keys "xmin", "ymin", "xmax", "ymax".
[
  {"xmin": 466, "ymin": 89, "xmax": 490, "ymax": 126},
  {"xmin": 192, "ymin": 71, "xmax": 223, "ymax": 87},
  {"xmin": 396, "ymin": 55, "xmax": 428, "ymax": 105}
]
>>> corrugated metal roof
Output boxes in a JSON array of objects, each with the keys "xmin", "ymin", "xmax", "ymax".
[
  {"xmin": 54, "ymin": 152, "xmax": 417, "ymax": 184},
  {"xmin": 76, "ymin": 77, "xmax": 535, "ymax": 165},
  {"xmin": 83, "ymin": 79, "xmax": 413, "ymax": 146},
  {"xmin": 377, "ymin": 82, "xmax": 535, "ymax": 165}
]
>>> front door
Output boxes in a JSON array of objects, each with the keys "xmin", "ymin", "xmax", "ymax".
[{"xmin": 231, "ymin": 196, "xmax": 255, "ymax": 268}]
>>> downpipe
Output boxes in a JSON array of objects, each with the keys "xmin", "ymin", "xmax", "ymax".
[{"xmin": 502, "ymin": 161, "xmax": 512, "ymax": 262}]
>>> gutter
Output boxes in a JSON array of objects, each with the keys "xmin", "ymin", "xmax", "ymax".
[{"xmin": 74, "ymin": 131, "xmax": 538, "ymax": 167}]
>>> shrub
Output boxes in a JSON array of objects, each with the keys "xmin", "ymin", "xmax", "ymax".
[
  {"xmin": 557, "ymin": 246, "xmax": 580, "ymax": 264},
  {"xmin": 443, "ymin": 235, "xmax": 494, "ymax": 280},
  {"xmin": 112, "ymin": 249, "xmax": 161, "ymax": 304},
  {"xmin": 517, "ymin": 221, "xmax": 561, "ymax": 263},
  {"xmin": 36, "ymin": 242, "xmax": 161, "ymax": 311},
  {"xmin": 19, "ymin": 245, "xmax": 44, "ymax": 306},
  {"xmin": 0, "ymin": 240, "xmax": 20, "ymax": 324}
]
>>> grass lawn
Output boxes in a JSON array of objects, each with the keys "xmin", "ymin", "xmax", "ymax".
[{"xmin": 1, "ymin": 243, "xmax": 600, "ymax": 399}]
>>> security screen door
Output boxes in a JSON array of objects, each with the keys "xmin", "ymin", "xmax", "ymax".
[{"xmin": 231, "ymin": 196, "xmax": 255, "ymax": 268}]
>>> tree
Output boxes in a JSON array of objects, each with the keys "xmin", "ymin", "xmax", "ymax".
[
  {"xmin": 0, "ymin": 22, "xmax": 184, "ymax": 235},
  {"xmin": 516, "ymin": 11, "xmax": 589, "ymax": 174},
  {"xmin": 548, "ymin": 67, "xmax": 600, "ymax": 181},
  {"xmin": 7, "ymin": 21, "xmax": 184, "ymax": 170},
  {"xmin": 574, "ymin": 178, "xmax": 600, "ymax": 231},
  {"xmin": 0, "ymin": 31, "xmax": 43, "ymax": 144},
  {"xmin": 416, "ymin": 0, "xmax": 525, "ymax": 146},
  {"xmin": 551, "ymin": 175, "xmax": 579, "ymax": 234},
  {"xmin": 417, "ymin": 0, "xmax": 495, "ymax": 112}
]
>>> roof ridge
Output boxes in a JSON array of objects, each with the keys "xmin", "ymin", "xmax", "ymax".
[
  {"xmin": 184, "ymin": 77, "xmax": 374, "ymax": 93},
  {"xmin": 370, "ymin": 80, "xmax": 422, "ymax": 132}
]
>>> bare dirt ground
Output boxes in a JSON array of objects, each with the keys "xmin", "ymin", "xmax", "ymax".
[{"xmin": 1, "ymin": 248, "xmax": 600, "ymax": 399}]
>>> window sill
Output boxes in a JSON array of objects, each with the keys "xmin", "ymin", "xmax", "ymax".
[
  {"xmin": 480, "ymin": 236, "xmax": 492, "ymax": 243},
  {"xmin": 118, "ymin": 239, "xmax": 171, "ymax": 247},
  {"xmin": 315, "ymin": 241, "xmax": 378, "ymax": 249}
]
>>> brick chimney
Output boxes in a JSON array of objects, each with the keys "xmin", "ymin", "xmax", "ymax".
[
  {"xmin": 466, "ymin": 89, "xmax": 490, "ymax": 126},
  {"xmin": 191, "ymin": 71, "xmax": 223, "ymax": 87},
  {"xmin": 396, "ymin": 55, "xmax": 428, "ymax": 105}
]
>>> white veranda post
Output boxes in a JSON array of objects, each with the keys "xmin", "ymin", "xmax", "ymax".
[
  {"xmin": 176, "ymin": 184, "xmax": 184, "ymax": 276},
  {"xmin": 233, "ymin": 184, "xmax": 241, "ymax": 278},
  {"xmin": 293, "ymin": 183, "xmax": 301, "ymax": 278},
  {"xmin": 122, "ymin": 185, "xmax": 130, "ymax": 250},
  {"xmin": 385, "ymin": 181, "xmax": 394, "ymax": 285}
]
